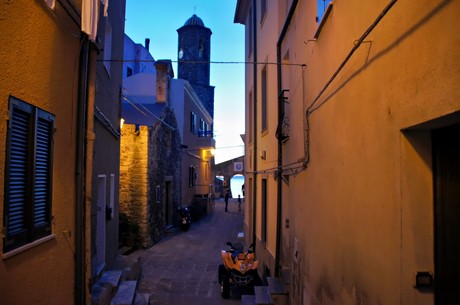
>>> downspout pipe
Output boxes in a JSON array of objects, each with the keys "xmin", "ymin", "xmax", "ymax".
[
  {"xmin": 275, "ymin": 0, "xmax": 299, "ymax": 278},
  {"xmin": 252, "ymin": 0, "xmax": 258, "ymax": 255},
  {"xmin": 75, "ymin": 35, "xmax": 89, "ymax": 305}
]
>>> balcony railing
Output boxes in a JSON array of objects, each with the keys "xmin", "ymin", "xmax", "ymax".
[{"xmin": 198, "ymin": 130, "xmax": 213, "ymax": 138}]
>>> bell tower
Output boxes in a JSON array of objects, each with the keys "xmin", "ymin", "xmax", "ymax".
[{"xmin": 177, "ymin": 14, "xmax": 215, "ymax": 118}]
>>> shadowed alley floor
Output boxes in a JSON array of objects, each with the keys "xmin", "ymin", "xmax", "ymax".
[{"xmin": 132, "ymin": 198, "xmax": 245, "ymax": 305}]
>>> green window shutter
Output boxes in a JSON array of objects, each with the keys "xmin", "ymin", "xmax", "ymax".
[
  {"xmin": 4, "ymin": 104, "xmax": 32, "ymax": 251},
  {"xmin": 32, "ymin": 111, "xmax": 54, "ymax": 239},
  {"xmin": 3, "ymin": 97, "xmax": 54, "ymax": 252}
]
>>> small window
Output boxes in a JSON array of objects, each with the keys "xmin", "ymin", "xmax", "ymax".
[
  {"xmin": 188, "ymin": 166, "xmax": 197, "ymax": 187},
  {"xmin": 317, "ymin": 0, "xmax": 333, "ymax": 23},
  {"xmin": 190, "ymin": 112, "xmax": 197, "ymax": 134},
  {"xmin": 261, "ymin": 179, "xmax": 267, "ymax": 242},
  {"xmin": 261, "ymin": 65, "xmax": 268, "ymax": 132},
  {"xmin": 3, "ymin": 96, "xmax": 55, "ymax": 253},
  {"xmin": 199, "ymin": 119, "xmax": 206, "ymax": 137},
  {"xmin": 204, "ymin": 123, "xmax": 212, "ymax": 138},
  {"xmin": 155, "ymin": 185, "xmax": 161, "ymax": 204}
]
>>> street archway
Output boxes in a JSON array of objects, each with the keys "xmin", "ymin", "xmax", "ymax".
[{"xmin": 212, "ymin": 156, "xmax": 244, "ymax": 198}]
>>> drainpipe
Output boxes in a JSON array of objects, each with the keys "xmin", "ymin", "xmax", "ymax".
[
  {"xmin": 275, "ymin": 0, "xmax": 299, "ymax": 278},
  {"xmin": 75, "ymin": 35, "xmax": 89, "ymax": 305},
  {"xmin": 251, "ymin": 0, "xmax": 258, "ymax": 255},
  {"xmin": 75, "ymin": 35, "xmax": 98, "ymax": 305}
]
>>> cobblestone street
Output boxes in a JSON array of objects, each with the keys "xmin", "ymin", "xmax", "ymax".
[{"xmin": 133, "ymin": 198, "xmax": 245, "ymax": 305}]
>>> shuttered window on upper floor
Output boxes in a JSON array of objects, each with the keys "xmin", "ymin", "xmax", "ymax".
[{"xmin": 3, "ymin": 96, "xmax": 55, "ymax": 253}]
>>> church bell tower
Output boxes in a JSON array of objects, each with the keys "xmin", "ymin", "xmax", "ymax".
[{"xmin": 177, "ymin": 14, "xmax": 215, "ymax": 119}]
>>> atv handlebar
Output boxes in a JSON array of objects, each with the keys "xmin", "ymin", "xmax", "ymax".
[{"xmin": 225, "ymin": 241, "xmax": 255, "ymax": 254}]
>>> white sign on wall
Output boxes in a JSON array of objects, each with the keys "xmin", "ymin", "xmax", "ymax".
[{"xmin": 234, "ymin": 162, "xmax": 243, "ymax": 172}]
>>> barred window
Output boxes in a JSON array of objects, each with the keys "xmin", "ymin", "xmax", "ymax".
[{"xmin": 3, "ymin": 96, "xmax": 55, "ymax": 253}]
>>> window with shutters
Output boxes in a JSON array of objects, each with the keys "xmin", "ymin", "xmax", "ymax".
[
  {"xmin": 3, "ymin": 96, "xmax": 55, "ymax": 253},
  {"xmin": 190, "ymin": 112, "xmax": 197, "ymax": 134},
  {"xmin": 261, "ymin": 65, "xmax": 268, "ymax": 132}
]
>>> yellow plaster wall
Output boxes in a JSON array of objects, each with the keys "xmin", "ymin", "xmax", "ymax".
[
  {"xmin": 283, "ymin": 0, "xmax": 460, "ymax": 304},
  {"xmin": 0, "ymin": 1, "xmax": 81, "ymax": 304}
]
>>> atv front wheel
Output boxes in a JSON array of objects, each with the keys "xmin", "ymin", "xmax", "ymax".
[
  {"xmin": 221, "ymin": 278, "xmax": 230, "ymax": 299},
  {"xmin": 218, "ymin": 264, "xmax": 225, "ymax": 283}
]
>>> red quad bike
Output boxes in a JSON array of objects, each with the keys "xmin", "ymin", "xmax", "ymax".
[{"xmin": 218, "ymin": 242, "xmax": 262, "ymax": 299}]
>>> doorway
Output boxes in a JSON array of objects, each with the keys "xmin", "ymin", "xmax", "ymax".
[
  {"xmin": 432, "ymin": 123, "xmax": 460, "ymax": 304},
  {"xmin": 96, "ymin": 175, "xmax": 107, "ymax": 275}
]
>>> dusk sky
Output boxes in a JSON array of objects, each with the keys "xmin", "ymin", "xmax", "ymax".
[{"xmin": 125, "ymin": 0, "xmax": 246, "ymax": 164}]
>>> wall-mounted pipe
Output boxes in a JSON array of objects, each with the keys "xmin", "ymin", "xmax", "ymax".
[
  {"xmin": 275, "ymin": 0, "xmax": 299, "ymax": 278},
  {"xmin": 252, "ymin": 0, "xmax": 258, "ymax": 255},
  {"xmin": 75, "ymin": 35, "xmax": 89, "ymax": 305}
]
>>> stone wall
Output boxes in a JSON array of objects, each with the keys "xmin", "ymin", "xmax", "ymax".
[
  {"xmin": 120, "ymin": 109, "xmax": 182, "ymax": 248},
  {"xmin": 119, "ymin": 124, "xmax": 152, "ymax": 247},
  {"xmin": 149, "ymin": 107, "xmax": 182, "ymax": 241}
]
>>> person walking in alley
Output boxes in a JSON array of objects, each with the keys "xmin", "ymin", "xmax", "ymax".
[
  {"xmin": 224, "ymin": 190, "xmax": 229, "ymax": 212},
  {"xmin": 237, "ymin": 194, "xmax": 242, "ymax": 212}
]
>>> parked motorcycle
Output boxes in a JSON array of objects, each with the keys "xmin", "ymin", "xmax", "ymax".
[
  {"xmin": 178, "ymin": 206, "xmax": 191, "ymax": 231},
  {"xmin": 218, "ymin": 241, "xmax": 261, "ymax": 299}
]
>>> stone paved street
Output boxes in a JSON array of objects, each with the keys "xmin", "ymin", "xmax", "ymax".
[{"xmin": 133, "ymin": 198, "xmax": 245, "ymax": 305}]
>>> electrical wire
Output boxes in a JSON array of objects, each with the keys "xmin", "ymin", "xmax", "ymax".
[
  {"xmin": 306, "ymin": 0, "xmax": 398, "ymax": 114},
  {"xmin": 97, "ymin": 58, "xmax": 307, "ymax": 67},
  {"xmin": 121, "ymin": 87, "xmax": 176, "ymax": 131},
  {"xmin": 300, "ymin": 0, "xmax": 398, "ymax": 174}
]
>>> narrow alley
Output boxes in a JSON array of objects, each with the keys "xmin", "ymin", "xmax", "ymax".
[{"xmin": 133, "ymin": 198, "xmax": 244, "ymax": 305}]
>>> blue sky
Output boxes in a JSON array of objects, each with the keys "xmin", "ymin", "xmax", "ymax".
[{"xmin": 125, "ymin": 0, "xmax": 245, "ymax": 164}]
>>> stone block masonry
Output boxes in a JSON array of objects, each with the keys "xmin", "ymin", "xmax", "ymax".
[{"xmin": 120, "ymin": 124, "xmax": 152, "ymax": 247}]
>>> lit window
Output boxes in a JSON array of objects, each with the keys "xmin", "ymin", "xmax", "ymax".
[{"xmin": 3, "ymin": 96, "xmax": 55, "ymax": 253}]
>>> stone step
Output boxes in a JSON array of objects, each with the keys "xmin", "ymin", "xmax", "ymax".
[
  {"xmin": 111, "ymin": 280, "xmax": 137, "ymax": 305},
  {"xmin": 241, "ymin": 294, "xmax": 256, "ymax": 305},
  {"xmin": 254, "ymin": 286, "xmax": 273, "ymax": 305},
  {"xmin": 267, "ymin": 277, "xmax": 288, "ymax": 305},
  {"xmin": 99, "ymin": 270, "xmax": 123, "ymax": 293},
  {"xmin": 91, "ymin": 282, "xmax": 112, "ymax": 305},
  {"xmin": 133, "ymin": 292, "xmax": 150, "ymax": 305}
]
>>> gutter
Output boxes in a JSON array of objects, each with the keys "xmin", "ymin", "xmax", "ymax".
[
  {"xmin": 75, "ymin": 35, "xmax": 89, "ymax": 305},
  {"xmin": 251, "ymin": 0, "xmax": 258, "ymax": 255},
  {"xmin": 275, "ymin": 0, "xmax": 299, "ymax": 278}
]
